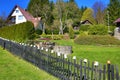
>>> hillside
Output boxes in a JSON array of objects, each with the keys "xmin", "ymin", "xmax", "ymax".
[{"xmin": 0, "ymin": 47, "xmax": 58, "ymax": 80}]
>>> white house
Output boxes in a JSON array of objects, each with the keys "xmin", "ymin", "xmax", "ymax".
[{"xmin": 7, "ymin": 5, "xmax": 41, "ymax": 28}]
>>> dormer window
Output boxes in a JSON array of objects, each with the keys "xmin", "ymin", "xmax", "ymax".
[{"xmin": 16, "ymin": 10, "xmax": 19, "ymax": 13}]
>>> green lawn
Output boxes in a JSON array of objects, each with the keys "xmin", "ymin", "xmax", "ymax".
[
  {"xmin": 53, "ymin": 39, "xmax": 120, "ymax": 68},
  {"xmin": 0, "ymin": 47, "xmax": 58, "ymax": 80}
]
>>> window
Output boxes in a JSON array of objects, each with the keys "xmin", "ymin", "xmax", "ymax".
[
  {"xmin": 18, "ymin": 15, "xmax": 23, "ymax": 20},
  {"xmin": 16, "ymin": 10, "xmax": 19, "ymax": 13},
  {"xmin": 11, "ymin": 17, "xmax": 15, "ymax": 22}
]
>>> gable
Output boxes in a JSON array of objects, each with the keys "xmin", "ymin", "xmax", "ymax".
[{"xmin": 12, "ymin": 8, "xmax": 22, "ymax": 16}]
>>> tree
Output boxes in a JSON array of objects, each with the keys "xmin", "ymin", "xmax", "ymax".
[
  {"xmin": 81, "ymin": 8, "xmax": 96, "ymax": 24},
  {"xmin": 28, "ymin": 0, "xmax": 54, "ymax": 33},
  {"xmin": 0, "ymin": 12, "xmax": 6, "ymax": 28},
  {"xmin": 69, "ymin": 0, "xmax": 75, "ymax": 3},
  {"xmin": 27, "ymin": 0, "xmax": 52, "ymax": 24},
  {"xmin": 52, "ymin": 0, "xmax": 81, "ymax": 35},
  {"xmin": 53, "ymin": 0, "xmax": 66, "ymax": 35},
  {"xmin": 92, "ymin": 1, "xmax": 106, "ymax": 24},
  {"xmin": 107, "ymin": 0, "xmax": 120, "ymax": 26}
]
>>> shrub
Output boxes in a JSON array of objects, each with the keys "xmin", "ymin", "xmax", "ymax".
[
  {"xmin": 69, "ymin": 26, "xmax": 74, "ymax": 39},
  {"xmin": 74, "ymin": 30, "xmax": 79, "ymax": 35},
  {"xmin": 35, "ymin": 29, "xmax": 42, "ymax": 35},
  {"xmin": 74, "ymin": 35, "xmax": 120, "ymax": 45},
  {"xmin": 88, "ymin": 24, "xmax": 108, "ymax": 35},
  {"xmin": 40, "ymin": 35, "xmax": 64, "ymax": 40},
  {"xmin": 79, "ymin": 24, "xmax": 90, "ymax": 31},
  {"xmin": 79, "ymin": 31, "xmax": 88, "ymax": 36},
  {"xmin": 45, "ymin": 28, "xmax": 59, "ymax": 34},
  {"xmin": 0, "ymin": 21, "xmax": 35, "ymax": 42},
  {"xmin": 40, "ymin": 35, "xmax": 51, "ymax": 39}
]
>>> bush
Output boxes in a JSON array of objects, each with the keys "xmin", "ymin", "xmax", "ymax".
[
  {"xmin": 40, "ymin": 35, "xmax": 64, "ymax": 40},
  {"xmin": 74, "ymin": 35, "xmax": 120, "ymax": 45},
  {"xmin": 74, "ymin": 30, "xmax": 79, "ymax": 35},
  {"xmin": 69, "ymin": 26, "xmax": 74, "ymax": 39},
  {"xmin": 35, "ymin": 29, "xmax": 42, "ymax": 35},
  {"xmin": 79, "ymin": 31, "xmax": 88, "ymax": 36},
  {"xmin": 52, "ymin": 35, "xmax": 63, "ymax": 40},
  {"xmin": 79, "ymin": 24, "xmax": 90, "ymax": 31},
  {"xmin": 0, "ymin": 21, "xmax": 35, "ymax": 42},
  {"xmin": 88, "ymin": 24, "xmax": 108, "ymax": 35}
]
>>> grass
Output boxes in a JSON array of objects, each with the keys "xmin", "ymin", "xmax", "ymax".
[
  {"xmin": 52, "ymin": 39, "xmax": 120, "ymax": 68},
  {"xmin": 0, "ymin": 47, "xmax": 58, "ymax": 80}
]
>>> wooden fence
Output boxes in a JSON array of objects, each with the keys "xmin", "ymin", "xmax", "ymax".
[{"xmin": 0, "ymin": 37, "xmax": 120, "ymax": 80}]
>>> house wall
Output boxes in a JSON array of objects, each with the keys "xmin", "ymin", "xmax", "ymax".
[{"xmin": 12, "ymin": 8, "xmax": 27, "ymax": 24}]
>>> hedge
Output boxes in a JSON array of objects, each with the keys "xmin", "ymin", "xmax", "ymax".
[
  {"xmin": 80, "ymin": 24, "xmax": 90, "ymax": 31},
  {"xmin": 88, "ymin": 24, "xmax": 108, "ymax": 35},
  {"xmin": 74, "ymin": 35, "xmax": 120, "ymax": 45},
  {"xmin": 0, "ymin": 21, "xmax": 35, "ymax": 42}
]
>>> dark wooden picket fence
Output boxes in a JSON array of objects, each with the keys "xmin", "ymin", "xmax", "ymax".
[{"xmin": 0, "ymin": 37, "xmax": 120, "ymax": 80}]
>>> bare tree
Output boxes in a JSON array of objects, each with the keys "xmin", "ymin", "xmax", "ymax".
[
  {"xmin": 92, "ymin": 1, "xmax": 106, "ymax": 24},
  {"xmin": 0, "ymin": 12, "xmax": 6, "ymax": 28},
  {"xmin": 57, "ymin": 0, "xmax": 64, "ymax": 35}
]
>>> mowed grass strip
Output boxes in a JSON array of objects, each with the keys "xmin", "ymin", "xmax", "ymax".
[
  {"xmin": 0, "ymin": 47, "xmax": 58, "ymax": 80},
  {"xmin": 53, "ymin": 40, "xmax": 120, "ymax": 68}
]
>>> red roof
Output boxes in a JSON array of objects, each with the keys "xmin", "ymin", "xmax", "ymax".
[
  {"xmin": 114, "ymin": 18, "xmax": 120, "ymax": 23},
  {"xmin": 7, "ymin": 5, "xmax": 41, "ymax": 27},
  {"xmin": 17, "ymin": 5, "xmax": 34, "ymax": 21}
]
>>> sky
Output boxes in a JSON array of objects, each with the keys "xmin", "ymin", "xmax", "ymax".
[{"xmin": 0, "ymin": 0, "xmax": 109, "ymax": 17}]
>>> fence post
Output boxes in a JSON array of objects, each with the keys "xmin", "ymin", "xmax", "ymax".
[
  {"xmin": 107, "ymin": 60, "xmax": 111, "ymax": 80},
  {"xmin": 83, "ymin": 59, "xmax": 87, "ymax": 80},
  {"xmin": 73, "ymin": 56, "xmax": 76, "ymax": 80},
  {"xmin": 94, "ymin": 61, "xmax": 99, "ymax": 80}
]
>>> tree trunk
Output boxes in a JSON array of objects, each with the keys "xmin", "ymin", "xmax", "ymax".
[{"xmin": 59, "ymin": 18, "xmax": 63, "ymax": 35}]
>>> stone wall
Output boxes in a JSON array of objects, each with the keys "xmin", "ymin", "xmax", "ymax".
[{"xmin": 53, "ymin": 46, "xmax": 72, "ymax": 55}]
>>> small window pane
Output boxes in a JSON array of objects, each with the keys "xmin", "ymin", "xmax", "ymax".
[
  {"xmin": 16, "ymin": 10, "xmax": 19, "ymax": 13},
  {"xmin": 18, "ymin": 15, "xmax": 23, "ymax": 20}
]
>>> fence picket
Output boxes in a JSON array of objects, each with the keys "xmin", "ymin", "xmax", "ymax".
[
  {"xmin": 108, "ymin": 63, "xmax": 111, "ymax": 80},
  {"xmin": 103, "ymin": 65, "xmax": 106, "ymax": 80},
  {"xmin": 91, "ymin": 62, "xmax": 94, "ymax": 80},
  {"xmin": 80, "ymin": 60, "xmax": 82, "ymax": 80},
  {"xmin": 98, "ymin": 64, "xmax": 102, "ymax": 80},
  {"xmin": 116, "ymin": 66, "xmax": 119, "ymax": 80},
  {"xmin": 111, "ymin": 65, "xmax": 114, "ymax": 80}
]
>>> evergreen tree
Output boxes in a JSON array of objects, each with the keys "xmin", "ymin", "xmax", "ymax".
[
  {"xmin": 107, "ymin": 0, "xmax": 120, "ymax": 25},
  {"xmin": 69, "ymin": 0, "xmax": 74, "ymax": 3}
]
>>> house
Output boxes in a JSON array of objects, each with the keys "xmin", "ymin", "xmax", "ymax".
[
  {"xmin": 73, "ymin": 20, "xmax": 92, "ymax": 30},
  {"xmin": 7, "ymin": 5, "xmax": 41, "ymax": 28},
  {"xmin": 114, "ymin": 18, "xmax": 120, "ymax": 40},
  {"xmin": 114, "ymin": 18, "xmax": 120, "ymax": 27},
  {"xmin": 80, "ymin": 20, "xmax": 93, "ymax": 25}
]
